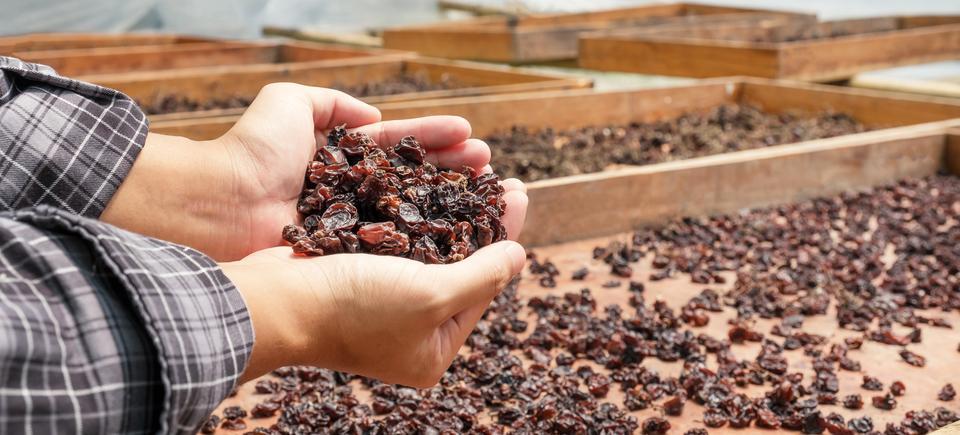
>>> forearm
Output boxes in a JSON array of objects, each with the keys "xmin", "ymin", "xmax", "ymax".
[
  {"xmin": 101, "ymin": 133, "xmax": 245, "ymax": 258},
  {"xmin": 0, "ymin": 56, "xmax": 147, "ymax": 216},
  {"xmin": 0, "ymin": 207, "xmax": 254, "ymax": 434}
]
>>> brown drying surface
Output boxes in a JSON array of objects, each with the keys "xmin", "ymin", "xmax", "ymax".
[
  {"xmin": 484, "ymin": 104, "xmax": 868, "ymax": 182},
  {"xmin": 206, "ymin": 176, "xmax": 960, "ymax": 434}
]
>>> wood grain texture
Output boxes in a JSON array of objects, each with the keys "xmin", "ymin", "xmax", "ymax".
[
  {"xmin": 0, "ymin": 32, "xmax": 208, "ymax": 54},
  {"xmin": 945, "ymin": 129, "xmax": 960, "ymax": 176},
  {"xmin": 16, "ymin": 42, "xmax": 278, "ymax": 76},
  {"xmin": 579, "ymin": 16, "xmax": 960, "ymax": 82},
  {"xmin": 16, "ymin": 41, "xmax": 395, "ymax": 77}
]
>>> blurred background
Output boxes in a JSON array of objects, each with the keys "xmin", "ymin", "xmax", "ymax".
[{"xmin": 3, "ymin": 0, "xmax": 960, "ymax": 38}]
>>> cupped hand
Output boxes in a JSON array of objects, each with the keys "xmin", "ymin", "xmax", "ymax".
[
  {"xmin": 223, "ymin": 229, "xmax": 528, "ymax": 387},
  {"xmin": 105, "ymin": 83, "xmax": 521, "ymax": 261}
]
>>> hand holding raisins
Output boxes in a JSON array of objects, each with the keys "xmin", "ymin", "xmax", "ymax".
[
  {"xmin": 104, "ymin": 83, "xmax": 504, "ymax": 261},
  {"xmin": 221, "ymin": 238, "xmax": 526, "ymax": 387}
]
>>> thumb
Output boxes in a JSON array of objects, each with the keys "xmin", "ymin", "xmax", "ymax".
[{"xmin": 433, "ymin": 241, "xmax": 526, "ymax": 316}]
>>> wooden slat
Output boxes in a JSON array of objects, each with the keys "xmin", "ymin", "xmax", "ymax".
[
  {"xmin": 945, "ymin": 128, "xmax": 960, "ymax": 176},
  {"xmin": 778, "ymin": 24, "xmax": 960, "ymax": 81},
  {"xmin": 0, "ymin": 32, "xmax": 209, "ymax": 54},
  {"xmin": 738, "ymin": 78, "xmax": 960, "ymax": 126},
  {"xmin": 579, "ymin": 37, "xmax": 780, "ymax": 78},
  {"xmin": 580, "ymin": 15, "xmax": 960, "ymax": 82},
  {"xmin": 522, "ymin": 121, "xmax": 955, "ymax": 246},
  {"xmin": 15, "ymin": 41, "xmax": 396, "ymax": 77},
  {"xmin": 15, "ymin": 42, "xmax": 278, "ymax": 76},
  {"xmin": 382, "ymin": 2, "xmax": 796, "ymax": 63}
]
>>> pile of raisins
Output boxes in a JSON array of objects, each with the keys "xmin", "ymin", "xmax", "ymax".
[
  {"xmin": 210, "ymin": 175, "xmax": 960, "ymax": 434},
  {"xmin": 282, "ymin": 126, "xmax": 506, "ymax": 263}
]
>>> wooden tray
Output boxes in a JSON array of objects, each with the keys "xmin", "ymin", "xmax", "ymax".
[
  {"xmin": 381, "ymin": 3, "xmax": 801, "ymax": 63},
  {"xmin": 579, "ymin": 15, "xmax": 960, "ymax": 82},
  {"xmin": 151, "ymin": 78, "xmax": 960, "ymax": 248},
  {"xmin": 0, "ymin": 32, "xmax": 210, "ymax": 54},
  {"xmin": 13, "ymin": 41, "xmax": 398, "ymax": 77},
  {"xmin": 94, "ymin": 57, "xmax": 591, "ymax": 122},
  {"xmin": 206, "ymin": 124, "xmax": 960, "ymax": 435},
  {"xmin": 850, "ymin": 61, "xmax": 960, "ymax": 99}
]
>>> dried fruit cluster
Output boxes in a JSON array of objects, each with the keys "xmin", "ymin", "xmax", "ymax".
[
  {"xmin": 212, "ymin": 176, "xmax": 960, "ymax": 434},
  {"xmin": 282, "ymin": 126, "xmax": 506, "ymax": 263}
]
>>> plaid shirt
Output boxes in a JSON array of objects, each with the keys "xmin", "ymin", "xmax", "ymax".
[{"xmin": 0, "ymin": 56, "xmax": 254, "ymax": 434}]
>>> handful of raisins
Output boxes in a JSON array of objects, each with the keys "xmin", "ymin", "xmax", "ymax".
[{"xmin": 282, "ymin": 126, "xmax": 507, "ymax": 263}]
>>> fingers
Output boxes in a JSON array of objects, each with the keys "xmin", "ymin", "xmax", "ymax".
[
  {"xmin": 500, "ymin": 177, "xmax": 527, "ymax": 194},
  {"xmin": 431, "ymin": 241, "xmax": 526, "ymax": 317},
  {"xmin": 251, "ymin": 83, "xmax": 382, "ymax": 130},
  {"xmin": 352, "ymin": 115, "xmax": 471, "ymax": 149},
  {"xmin": 502, "ymin": 190, "xmax": 528, "ymax": 241},
  {"xmin": 424, "ymin": 138, "xmax": 491, "ymax": 170}
]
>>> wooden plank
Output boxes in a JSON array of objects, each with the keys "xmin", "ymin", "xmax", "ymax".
[
  {"xmin": 521, "ymin": 121, "xmax": 955, "ymax": 246},
  {"xmin": 738, "ymin": 78, "xmax": 960, "ymax": 126},
  {"xmin": 15, "ymin": 42, "xmax": 278, "ymax": 76},
  {"xmin": 580, "ymin": 15, "xmax": 960, "ymax": 82},
  {"xmin": 945, "ymin": 128, "xmax": 960, "ymax": 176},
  {"xmin": 263, "ymin": 26, "xmax": 383, "ymax": 48},
  {"xmin": 579, "ymin": 37, "xmax": 780, "ymax": 78},
  {"xmin": 382, "ymin": 2, "xmax": 796, "ymax": 63},
  {"xmin": 0, "ymin": 32, "xmax": 209, "ymax": 54},
  {"xmin": 850, "ymin": 71, "xmax": 960, "ymax": 99},
  {"xmin": 15, "ymin": 41, "xmax": 395, "ymax": 77},
  {"xmin": 778, "ymin": 24, "xmax": 960, "ymax": 81}
]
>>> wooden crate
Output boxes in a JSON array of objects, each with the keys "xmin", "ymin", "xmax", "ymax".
[
  {"xmin": 381, "ymin": 3, "xmax": 801, "ymax": 63},
  {"xmin": 207, "ymin": 122, "xmax": 960, "ymax": 435},
  {"xmin": 94, "ymin": 57, "xmax": 590, "ymax": 122},
  {"xmin": 849, "ymin": 61, "xmax": 960, "ymax": 99},
  {"xmin": 151, "ymin": 78, "xmax": 960, "ymax": 247},
  {"xmin": 0, "ymin": 32, "xmax": 209, "ymax": 54},
  {"xmin": 579, "ymin": 15, "xmax": 960, "ymax": 82},
  {"xmin": 13, "ymin": 41, "xmax": 400, "ymax": 77}
]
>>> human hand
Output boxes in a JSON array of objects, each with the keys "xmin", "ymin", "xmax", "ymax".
[
  {"xmin": 103, "ymin": 83, "xmax": 509, "ymax": 261},
  {"xmin": 222, "ymin": 220, "xmax": 527, "ymax": 387}
]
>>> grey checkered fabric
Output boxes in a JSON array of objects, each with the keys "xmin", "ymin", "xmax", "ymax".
[
  {"xmin": 0, "ymin": 55, "xmax": 146, "ymax": 218},
  {"xmin": 0, "ymin": 58, "xmax": 255, "ymax": 435}
]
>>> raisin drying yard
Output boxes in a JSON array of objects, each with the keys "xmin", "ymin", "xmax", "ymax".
[
  {"xmin": 205, "ymin": 171, "xmax": 960, "ymax": 434},
  {"xmin": 201, "ymin": 124, "xmax": 960, "ymax": 434}
]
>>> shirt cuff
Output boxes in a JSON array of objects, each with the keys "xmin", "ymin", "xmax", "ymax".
[
  {"xmin": 0, "ymin": 56, "xmax": 148, "ymax": 218},
  {"xmin": 11, "ymin": 205, "xmax": 255, "ymax": 434}
]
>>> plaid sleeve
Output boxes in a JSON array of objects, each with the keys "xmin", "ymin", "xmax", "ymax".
[
  {"xmin": 0, "ymin": 205, "xmax": 254, "ymax": 435},
  {"xmin": 0, "ymin": 56, "xmax": 147, "ymax": 218}
]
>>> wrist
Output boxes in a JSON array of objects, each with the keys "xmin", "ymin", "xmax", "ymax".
[
  {"xmin": 220, "ymin": 252, "xmax": 339, "ymax": 382},
  {"xmin": 102, "ymin": 133, "xmax": 244, "ymax": 259}
]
